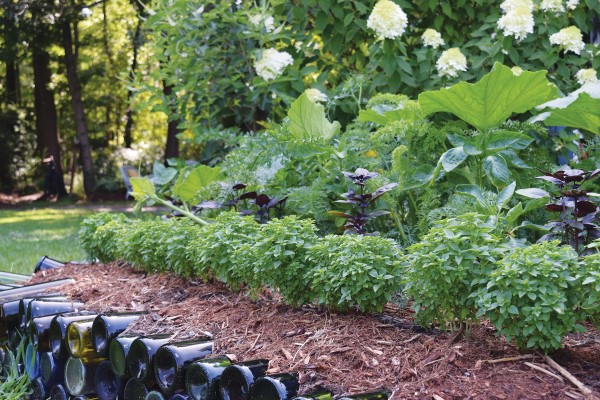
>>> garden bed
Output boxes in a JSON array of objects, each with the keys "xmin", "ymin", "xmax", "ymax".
[{"xmin": 31, "ymin": 262, "xmax": 600, "ymax": 400}]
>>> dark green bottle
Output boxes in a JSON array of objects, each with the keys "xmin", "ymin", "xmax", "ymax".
[
  {"xmin": 127, "ymin": 334, "xmax": 171, "ymax": 384},
  {"xmin": 95, "ymin": 359, "xmax": 127, "ymax": 400},
  {"xmin": 290, "ymin": 389, "xmax": 334, "ymax": 400},
  {"xmin": 218, "ymin": 359, "xmax": 269, "ymax": 400},
  {"xmin": 334, "ymin": 391, "xmax": 391, "ymax": 400},
  {"xmin": 64, "ymin": 356, "xmax": 104, "ymax": 396},
  {"xmin": 40, "ymin": 351, "xmax": 65, "ymax": 388},
  {"xmin": 22, "ymin": 298, "xmax": 84, "ymax": 331},
  {"xmin": 92, "ymin": 312, "xmax": 147, "ymax": 356},
  {"xmin": 108, "ymin": 334, "xmax": 139, "ymax": 378},
  {"xmin": 153, "ymin": 337, "xmax": 214, "ymax": 395},
  {"xmin": 49, "ymin": 383, "xmax": 69, "ymax": 400},
  {"xmin": 49, "ymin": 312, "xmax": 98, "ymax": 361},
  {"xmin": 30, "ymin": 312, "xmax": 64, "ymax": 351},
  {"xmin": 247, "ymin": 373, "xmax": 300, "ymax": 400},
  {"xmin": 2, "ymin": 294, "xmax": 63, "ymax": 337},
  {"xmin": 67, "ymin": 319, "xmax": 105, "ymax": 360},
  {"xmin": 185, "ymin": 356, "xmax": 232, "ymax": 400},
  {"xmin": 123, "ymin": 377, "xmax": 149, "ymax": 400}
]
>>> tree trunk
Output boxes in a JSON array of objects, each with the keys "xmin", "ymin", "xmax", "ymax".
[
  {"xmin": 123, "ymin": 0, "xmax": 145, "ymax": 148},
  {"xmin": 0, "ymin": 61, "xmax": 19, "ymax": 191},
  {"xmin": 163, "ymin": 82, "xmax": 180, "ymax": 161},
  {"xmin": 32, "ymin": 50, "xmax": 68, "ymax": 197},
  {"xmin": 62, "ymin": 19, "xmax": 96, "ymax": 197}
]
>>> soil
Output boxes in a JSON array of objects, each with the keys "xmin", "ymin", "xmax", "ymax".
[{"xmin": 29, "ymin": 263, "xmax": 600, "ymax": 400}]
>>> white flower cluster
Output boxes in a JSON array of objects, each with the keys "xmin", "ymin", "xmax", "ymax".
[
  {"xmin": 422, "ymin": 29, "xmax": 445, "ymax": 49},
  {"xmin": 511, "ymin": 66, "xmax": 524, "ymax": 76},
  {"xmin": 497, "ymin": 4, "xmax": 534, "ymax": 40},
  {"xmin": 540, "ymin": 0, "xmax": 564, "ymax": 12},
  {"xmin": 80, "ymin": 7, "xmax": 92, "ymax": 18},
  {"xmin": 549, "ymin": 26, "xmax": 585, "ymax": 54},
  {"xmin": 248, "ymin": 13, "xmax": 275, "ymax": 33},
  {"xmin": 254, "ymin": 48, "xmax": 294, "ymax": 81},
  {"xmin": 566, "ymin": 0, "xmax": 580, "ymax": 9},
  {"xmin": 500, "ymin": 0, "xmax": 533, "ymax": 12},
  {"xmin": 575, "ymin": 69, "xmax": 598, "ymax": 85},
  {"xmin": 305, "ymin": 88, "xmax": 328, "ymax": 103},
  {"xmin": 436, "ymin": 48, "xmax": 468, "ymax": 78},
  {"xmin": 367, "ymin": 0, "xmax": 408, "ymax": 40}
]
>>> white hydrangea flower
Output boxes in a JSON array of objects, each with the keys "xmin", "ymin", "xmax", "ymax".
[
  {"xmin": 566, "ymin": 0, "xmax": 580, "ymax": 9},
  {"xmin": 511, "ymin": 66, "xmax": 524, "ymax": 76},
  {"xmin": 305, "ymin": 88, "xmax": 328, "ymax": 103},
  {"xmin": 436, "ymin": 48, "xmax": 468, "ymax": 78},
  {"xmin": 422, "ymin": 29, "xmax": 445, "ymax": 49},
  {"xmin": 500, "ymin": 0, "xmax": 534, "ymax": 12},
  {"xmin": 540, "ymin": 0, "xmax": 564, "ymax": 12},
  {"xmin": 367, "ymin": 0, "xmax": 408, "ymax": 40},
  {"xmin": 575, "ymin": 68, "xmax": 598, "ymax": 85},
  {"xmin": 248, "ymin": 14, "xmax": 262, "ymax": 27},
  {"xmin": 80, "ymin": 7, "xmax": 92, "ymax": 18},
  {"xmin": 254, "ymin": 48, "xmax": 294, "ymax": 81},
  {"xmin": 497, "ymin": 6, "xmax": 534, "ymax": 40},
  {"xmin": 549, "ymin": 26, "xmax": 585, "ymax": 55}
]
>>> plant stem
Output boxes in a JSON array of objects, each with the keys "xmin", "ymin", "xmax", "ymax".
[{"xmin": 151, "ymin": 195, "xmax": 210, "ymax": 225}]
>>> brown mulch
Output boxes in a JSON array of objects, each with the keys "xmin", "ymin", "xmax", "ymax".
[{"xmin": 29, "ymin": 263, "xmax": 600, "ymax": 400}]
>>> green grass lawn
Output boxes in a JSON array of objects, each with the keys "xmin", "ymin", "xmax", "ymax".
[{"xmin": 0, "ymin": 207, "xmax": 95, "ymax": 275}]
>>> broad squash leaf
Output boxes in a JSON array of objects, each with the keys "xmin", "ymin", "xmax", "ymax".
[
  {"xmin": 288, "ymin": 93, "xmax": 341, "ymax": 141},
  {"xmin": 172, "ymin": 165, "xmax": 222, "ymax": 203},
  {"xmin": 418, "ymin": 63, "xmax": 558, "ymax": 132},
  {"xmin": 130, "ymin": 177, "xmax": 156, "ymax": 200},
  {"xmin": 150, "ymin": 161, "xmax": 177, "ymax": 185},
  {"xmin": 534, "ymin": 91, "xmax": 600, "ymax": 135},
  {"xmin": 358, "ymin": 99, "xmax": 424, "ymax": 125}
]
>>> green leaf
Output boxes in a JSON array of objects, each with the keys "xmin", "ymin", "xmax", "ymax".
[
  {"xmin": 508, "ymin": 305, "xmax": 519, "ymax": 314},
  {"xmin": 358, "ymin": 109, "xmax": 389, "ymax": 125},
  {"xmin": 455, "ymin": 184, "xmax": 486, "ymax": 204},
  {"xmin": 486, "ymin": 131, "xmax": 534, "ymax": 151},
  {"xmin": 516, "ymin": 188, "xmax": 550, "ymax": 199},
  {"xmin": 535, "ymin": 92, "xmax": 600, "ymax": 135},
  {"xmin": 496, "ymin": 181, "xmax": 516, "ymax": 211},
  {"xmin": 172, "ymin": 165, "xmax": 222, "ymax": 203},
  {"xmin": 506, "ymin": 202, "xmax": 523, "ymax": 224},
  {"xmin": 440, "ymin": 147, "xmax": 468, "ymax": 172},
  {"xmin": 484, "ymin": 155, "xmax": 510, "ymax": 188},
  {"xmin": 151, "ymin": 161, "xmax": 178, "ymax": 185},
  {"xmin": 288, "ymin": 93, "xmax": 341, "ymax": 141},
  {"xmin": 130, "ymin": 177, "xmax": 156, "ymax": 200},
  {"xmin": 418, "ymin": 63, "xmax": 558, "ymax": 132}
]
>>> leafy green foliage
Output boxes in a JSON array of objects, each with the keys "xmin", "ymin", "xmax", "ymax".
[
  {"xmin": 402, "ymin": 214, "xmax": 509, "ymax": 327},
  {"xmin": 534, "ymin": 85, "xmax": 600, "ymax": 135},
  {"xmin": 476, "ymin": 241, "xmax": 585, "ymax": 352},
  {"xmin": 307, "ymin": 234, "xmax": 402, "ymax": 312},
  {"xmin": 79, "ymin": 213, "xmax": 130, "ymax": 262},
  {"xmin": 580, "ymin": 252, "xmax": 600, "ymax": 326},
  {"xmin": 288, "ymin": 94, "xmax": 341, "ymax": 142},
  {"xmin": 252, "ymin": 216, "xmax": 319, "ymax": 305},
  {"xmin": 172, "ymin": 165, "xmax": 222, "ymax": 204},
  {"xmin": 419, "ymin": 63, "xmax": 558, "ymax": 133},
  {"xmin": 0, "ymin": 335, "xmax": 32, "ymax": 399}
]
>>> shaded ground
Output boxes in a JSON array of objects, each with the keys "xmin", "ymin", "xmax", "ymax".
[{"xmin": 31, "ymin": 263, "xmax": 600, "ymax": 400}]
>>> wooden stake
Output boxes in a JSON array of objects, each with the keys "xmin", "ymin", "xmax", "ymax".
[
  {"xmin": 544, "ymin": 355, "xmax": 599, "ymax": 400},
  {"xmin": 524, "ymin": 362, "xmax": 564, "ymax": 382},
  {"xmin": 474, "ymin": 354, "xmax": 536, "ymax": 368}
]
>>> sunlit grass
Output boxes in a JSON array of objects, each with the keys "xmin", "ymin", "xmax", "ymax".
[{"xmin": 0, "ymin": 207, "xmax": 95, "ymax": 275}]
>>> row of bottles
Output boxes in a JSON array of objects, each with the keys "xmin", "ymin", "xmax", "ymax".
[{"xmin": 0, "ymin": 271, "xmax": 391, "ymax": 400}]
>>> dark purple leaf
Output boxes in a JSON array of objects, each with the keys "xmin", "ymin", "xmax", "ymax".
[
  {"xmin": 516, "ymin": 188, "xmax": 551, "ymax": 199},
  {"xmin": 328, "ymin": 210, "xmax": 354, "ymax": 219},
  {"xmin": 239, "ymin": 209, "xmax": 254, "ymax": 216},
  {"xmin": 590, "ymin": 168, "xmax": 600, "ymax": 178},
  {"xmin": 535, "ymin": 176, "xmax": 564, "ymax": 185},
  {"xmin": 232, "ymin": 183, "xmax": 247, "ymax": 190},
  {"xmin": 239, "ymin": 191, "xmax": 258, "ymax": 200},
  {"xmin": 582, "ymin": 213, "xmax": 598, "ymax": 224},
  {"xmin": 255, "ymin": 194, "xmax": 271, "ymax": 207},
  {"xmin": 335, "ymin": 199, "xmax": 359, "ymax": 205},
  {"xmin": 577, "ymin": 201, "xmax": 598, "ymax": 214}
]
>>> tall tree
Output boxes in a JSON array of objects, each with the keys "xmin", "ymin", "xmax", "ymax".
[
  {"xmin": 61, "ymin": 16, "xmax": 96, "ymax": 196},
  {"xmin": 163, "ymin": 81, "xmax": 179, "ymax": 161}
]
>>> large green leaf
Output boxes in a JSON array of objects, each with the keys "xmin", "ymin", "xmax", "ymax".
[
  {"xmin": 535, "ymin": 92, "xmax": 600, "ymax": 135},
  {"xmin": 288, "ymin": 93, "xmax": 341, "ymax": 141},
  {"xmin": 418, "ymin": 63, "xmax": 558, "ymax": 132},
  {"xmin": 440, "ymin": 147, "xmax": 468, "ymax": 172},
  {"xmin": 484, "ymin": 155, "xmax": 510, "ymax": 189},
  {"xmin": 172, "ymin": 165, "xmax": 222, "ymax": 203},
  {"xmin": 130, "ymin": 177, "xmax": 156, "ymax": 200},
  {"xmin": 150, "ymin": 161, "xmax": 178, "ymax": 185}
]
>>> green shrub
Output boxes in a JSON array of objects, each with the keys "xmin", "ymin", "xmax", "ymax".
[
  {"xmin": 402, "ymin": 213, "xmax": 508, "ymax": 328},
  {"xmin": 188, "ymin": 212, "xmax": 260, "ymax": 289},
  {"xmin": 158, "ymin": 218, "xmax": 202, "ymax": 278},
  {"xmin": 307, "ymin": 234, "xmax": 402, "ymax": 312},
  {"xmin": 476, "ymin": 241, "xmax": 585, "ymax": 352},
  {"xmin": 79, "ymin": 213, "xmax": 130, "ymax": 262},
  {"xmin": 253, "ymin": 216, "xmax": 319, "ymax": 305},
  {"xmin": 580, "ymin": 252, "xmax": 600, "ymax": 327}
]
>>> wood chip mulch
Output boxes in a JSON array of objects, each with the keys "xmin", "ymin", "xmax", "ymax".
[{"xmin": 29, "ymin": 262, "xmax": 600, "ymax": 400}]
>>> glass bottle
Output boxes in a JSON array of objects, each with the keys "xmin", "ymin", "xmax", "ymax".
[
  {"xmin": 108, "ymin": 334, "xmax": 139, "ymax": 378},
  {"xmin": 247, "ymin": 373, "xmax": 300, "ymax": 400},
  {"xmin": 185, "ymin": 356, "xmax": 232, "ymax": 400},
  {"xmin": 30, "ymin": 312, "xmax": 65, "ymax": 351},
  {"xmin": 123, "ymin": 377, "xmax": 149, "ymax": 400},
  {"xmin": 0, "ymin": 278, "xmax": 73, "ymax": 303},
  {"xmin": 67, "ymin": 319, "xmax": 104, "ymax": 361},
  {"xmin": 218, "ymin": 359, "xmax": 270, "ymax": 400},
  {"xmin": 290, "ymin": 389, "xmax": 334, "ymax": 400},
  {"xmin": 64, "ymin": 356, "xmax": 103, "ymax": 396},
  {"xmin": 146, "ymin": 391, "xmax": 166, "ymax": 400},
  {"xmin": 95, "ymin": 359, "xmax": 127, "ymax": 400},
  {"xmin": 334, "ymin": 391, "xmax": 391, "ymax": 400},
  {"xmin": 50, "ymin": 312, "xmax": 98, "ymax": 361},
  {"xmin": 40, "ymin": 351, "xmax": 65, "ymax": 388},
  {"xmin": 170, "ymin": 394, "xmax": 190, "ymax": 400},
  {"xmin": 30, "ymin": 376, "xmax": 47, "ymax": 400},
  {"xmin": 22, "ymin": 298, "xmax": 84, "ymax": 331},
  {"xmin": 2, "ymin": 294, "xmax": 63, "ymax": 337},
  {"xmin": 153, "ymin": 337, "xmax": 214, "ymax": 395},
  {"xmin": 25, "ymin": 341, "xmax": 40, "ymax": 379},
  {"xmin": 49, "ymin": 383, "xmax": 69, "ymax": 400},
  {"xmin": 92, "ymin": 312, "xmax": 147, "ymax": 356},
  {"xmin": 127, "ymin": 334, "xmax": 171, "ymax": 384}
]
